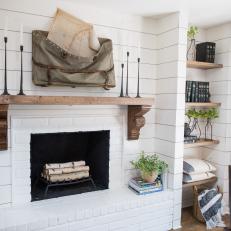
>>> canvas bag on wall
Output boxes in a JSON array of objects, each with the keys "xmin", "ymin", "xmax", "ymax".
[
  {"xmin": 47, "ymin": 8, "xmax": 100, "ymax": 57},
  {"xmin": 32, "ymin": 30, "xmax": 115, "ymax": 89}
]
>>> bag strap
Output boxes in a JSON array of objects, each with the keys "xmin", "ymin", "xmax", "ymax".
[{"xmin": 32, "ymin": 58, "xmax": 114, "ymax": 88}]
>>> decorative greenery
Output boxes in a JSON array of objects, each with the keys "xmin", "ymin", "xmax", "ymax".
[
  {"xmin": 185, "ymin": 108, "xmax": 219, "ymax": 120},
  {"xmin": 187, "ymin": 26, "xmax": 199, "ymax": 40},
  {"xmin": 131, "ymin": 151, "xmax": 168, "ymax": 175}
]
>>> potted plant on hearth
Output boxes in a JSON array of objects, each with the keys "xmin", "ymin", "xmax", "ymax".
[{"xmin": 131, "ymin": 151, "xmax": 168, "ymax": 183}]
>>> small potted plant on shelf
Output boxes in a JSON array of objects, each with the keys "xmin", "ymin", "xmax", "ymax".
[
  {"xmin": 203, "ymin": 108, "xmax": 219, "ymax": 140},
  {"xmin": 187, "ymin": 26, "xmax": 199, "ymax": 61},
  {"xmin": 185, "ymin": 108, "xmax": 219, "ymax": 141},
  {"xmin": 185, "ymin": 109, "xmax": 202, "ymax": 139},
  {"xmin": 131, "ymin": 151, "xmax": 168, "ymax": 183}
]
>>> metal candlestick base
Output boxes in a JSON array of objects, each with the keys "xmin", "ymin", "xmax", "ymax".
[
  {"xmin": 136, "ymin": 57, "xmax": 141, "ymax": 98},
  {"xmin": 2, "ymin": 37, "xmax": 10, "ymax": 95},
  {"xmin": 119, "ymin": 63, "xmax": 124, "ymax": 97},
  {"xmin": 18, "ymin": 45, "xmax": 25, "ymax": 95},
  {"xmin": 125, "ymin": 51, "xmax": 130, "ymax": 97}
]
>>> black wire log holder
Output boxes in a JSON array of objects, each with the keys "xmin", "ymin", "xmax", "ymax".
[{"xmin": 34, "ymin": 176, "xmax": 96, "ymax": 198}]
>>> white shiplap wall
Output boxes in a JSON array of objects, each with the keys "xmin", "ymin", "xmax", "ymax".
[
  {"xmin": 155, "ymin": 12, "xmax": 187, "ymax": 229},
  {"xmin": 204, "ymin": 23, "xmax": 231, "ymax": 211},
  {"xmin": 0, "ymin": 0, "xmax": 188, "ymax": 229},
  {"xmin": 183, "ymin": 25, "xmax": 231, "ymax": 212},
  {"xmin": 0, "ymin": 0, "xmax": 157, "ymax": 208}
]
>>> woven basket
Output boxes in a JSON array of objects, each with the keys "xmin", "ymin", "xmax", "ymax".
[{"xmin": 193, "ymin": 185, "xmax": 221, "ymax": 223}]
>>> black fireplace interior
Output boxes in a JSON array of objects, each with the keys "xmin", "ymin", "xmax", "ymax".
[{"xmin": 30, "ymin": 130, "xmax": 110, "ymax": 201}]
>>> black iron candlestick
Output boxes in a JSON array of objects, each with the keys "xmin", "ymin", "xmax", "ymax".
[
  {"xmin": 125, "ymin": 51, "xmax": 129, "ymax": 97},
  {"xmin": 136, "ymin": 57, "xmax": 141, "ymax": 98},
  {"xmin": 119, "ymin": 63, "xmax": 124, "ymax": 97},
  {"xmin": 18, "ymin": 45, "xmax": 25, "ymax": 95},
  {"xmin": 2, "ymin": 37, "xmax": 9, "ymax": 95}
]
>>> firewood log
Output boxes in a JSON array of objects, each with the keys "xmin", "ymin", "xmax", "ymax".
[
  {"xmin": 44, "ymin": 165, "xmax": 90, "ymax": 175},
  {"xmin": 44, "ymin": 171, "xmax": 89, "ymax": 182},
  {"xmin": 45, "ymin": 161, "xmax": 86, "ymax": 169}
]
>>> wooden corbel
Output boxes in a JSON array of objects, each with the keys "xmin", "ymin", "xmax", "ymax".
[
  {"xmin": 0, "ymin": 105, "xmax": 8, "ymax": 150},
  {"xmin": 127, "ymin": 105, "xmax": 151, "ymax": 140}
]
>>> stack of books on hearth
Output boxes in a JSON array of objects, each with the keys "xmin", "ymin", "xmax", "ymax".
[
  {"xmin": 41, "ymin": 161, "xmax": 90, "ymax": 183},
  {"xmin": 128, "ymin": 176, "xmax": 163, "ymax": 195}
]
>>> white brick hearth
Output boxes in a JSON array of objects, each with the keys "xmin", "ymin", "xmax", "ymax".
[{"xmin": 0, "ymin": 188, "xmax": 173, "ymax": 231}]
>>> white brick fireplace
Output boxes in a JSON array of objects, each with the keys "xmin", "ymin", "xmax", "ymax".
[
  {"xmin": 0, "ymin": 0, "xmax": 188, "ymax": 229},
  {"xmin": 0, "ymin": 105, "xmax": 175, "ymax": 230},
  {"xmin": 10, "ymin": 105, "xmax": 125, "ymax": 204}
]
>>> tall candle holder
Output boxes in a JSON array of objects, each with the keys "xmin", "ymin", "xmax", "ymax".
[
  {"xmin": 2, "ymin": 37, "xmax": 9, "ymax": 95},
  {"xmin": 125, "ymin": 51, "xmax": 130, "ymax": 97},
  {"xmin": 119, "ymin": 63, "xmax": 124, "ymax": 97},
  {"xmin": 18, "ymin": 45, "xmax": 25, "ymax": 95},
  {"xmin": 136, "ymin": 57, "xmax": 141, "ymax": 98}
]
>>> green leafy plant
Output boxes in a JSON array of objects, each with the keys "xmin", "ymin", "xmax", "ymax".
[
  {"xmin": 187, "ymin": 26, "xmax": 199, "ymax": 40},
  {"xmin": 131, "ymin": 151, "xmax": 168, "ymax": 175},
  {"xmin": 185, "ymin": 108, "xmax": 219, "ymax": 120},
  {"xmin": 206, "ymin": 108, "xmax": 219, "ymax": 120},
  {"xmin": 185, "ymin": 109, "xmax": 200, "ymax": 119}
]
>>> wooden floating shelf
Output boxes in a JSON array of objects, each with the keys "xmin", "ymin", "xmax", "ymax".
[
  {"xmin": 183, "ymin": 177, "xmax": 217, "ymax": 188},
  {"xmin": 0, "ymin": 96, "xmax": 155, "ymax": 150},
  {"xmin": 187, "ymin": 61, "xmax": 223, "ymax": 69},
  {"xmin": 184, "ymin": 139, "xmax": 220, "ymax": 148},
  {"xmin": 186, "ymin": 102, "xmax": 221, "ymax": 108}
]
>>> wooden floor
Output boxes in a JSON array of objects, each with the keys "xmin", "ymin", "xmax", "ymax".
[{"xmin": 175, "ymin": 207, "xmax": 229, "ymax": 231}]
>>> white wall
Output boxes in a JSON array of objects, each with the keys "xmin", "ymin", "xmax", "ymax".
[
  {"xmin": 0, "ymin": 0, "xmax": 157, "ymax": 207},
  {"xmin": 182, "ymin": 24, "xmax": 231, "ymax": 212},
  {"xmin": 155, "ymin": 12, "xmax": 187, "ymax": 228},
  {"xmin": 0, "ymin": 0, "xmax": 188, "ymax": 229},
  {"xmin": 203, "ymin": 23, "xmax": 231, "ymax": 211}
]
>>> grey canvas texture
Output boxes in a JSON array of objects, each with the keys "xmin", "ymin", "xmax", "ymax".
[
  {"xmin": 183, "ymin": 161, "xmax": 195, "ymax": 173},
  {"xmin": 32, "ymin": 30, "xmax": 115, "ymax": 89}
]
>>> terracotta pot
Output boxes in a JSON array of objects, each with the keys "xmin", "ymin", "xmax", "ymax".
[{"xmin": 141, "ymin": 171, "xmax": 158, "ymax": 183}]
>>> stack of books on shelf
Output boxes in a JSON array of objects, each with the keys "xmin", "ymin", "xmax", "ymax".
[
  {"xmin": 185, "ymin": 81, "xmax": 210, "ymax": 102},
  {"xmin": 184, "ymin": 135, "xmax": 198, "ymax": 144},
  {"xmin": 128, "ymin": 176, "xmax": 163, "ymax": 195}
]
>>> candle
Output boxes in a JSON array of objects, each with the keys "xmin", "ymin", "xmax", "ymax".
[
  {"xmin": 4, "ymin": 16, "xmax": 8, "ymax": 38},
  {"xmin": 138, "ymin": 39, "xmax": 141, "ymax": 58},
  {"xmin": 20, "ymin": 24, "xmax": 23, "ymax": 46},
  {"xmin": 120, "ymin": 31, "xmax": 124, "ymax": 64}
]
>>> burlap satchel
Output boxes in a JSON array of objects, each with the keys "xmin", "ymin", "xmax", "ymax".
[{"xmin": 32, "ymin": 30, "xmax": 115, "ymax": 89}]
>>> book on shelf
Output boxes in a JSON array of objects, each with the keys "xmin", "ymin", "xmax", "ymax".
[
  {"xmin": 184, "ymin": 135, "xmax": 198, "ymax": 144},
  {"xmin": 185, "ymin": 81, "xmax": 210, "ymax": 103},
  {"xmin": 128, "ymin": 176, "xmax": 163, "ymax": 195}
]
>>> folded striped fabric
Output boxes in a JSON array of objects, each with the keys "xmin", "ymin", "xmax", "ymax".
[{"xmin": 198, "ymin": 188, "xmax": 225, "ymax": 229}]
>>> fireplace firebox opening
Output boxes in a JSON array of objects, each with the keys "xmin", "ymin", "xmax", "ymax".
[{"xmin": 30, "ymin": 130, "xmax": 110, "ymax": 201}]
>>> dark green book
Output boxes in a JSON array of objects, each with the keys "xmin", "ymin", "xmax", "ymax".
[
  {"xmin": 185, "ymin": 81, "xmax": 188, "ymax": 102},
  {"xmin": 191, "ymin": 81, "xmax": 196, "ymax": 102},
  {"xmin": 198, "ymin": 82, "xmax": 202, "ymax": 102},
  {"xmin": 187, "ymin": 81, "xmax": 192, "ymax": 102},
  {"xmin": 206, "ymin": 82, "xmax": 210, "ymax": 102},
  {"xmin": 195, "ymin": 81, "xmax": 199, "ymax": 102}
]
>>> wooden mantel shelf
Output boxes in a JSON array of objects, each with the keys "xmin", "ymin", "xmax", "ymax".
[
  {"xmin": 0, "ymin": 95, "xmax": 154, "ymax": 106},
  {"xmin": 0, "ymin": 95, "xmax": 154, "ymax": 150}
]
